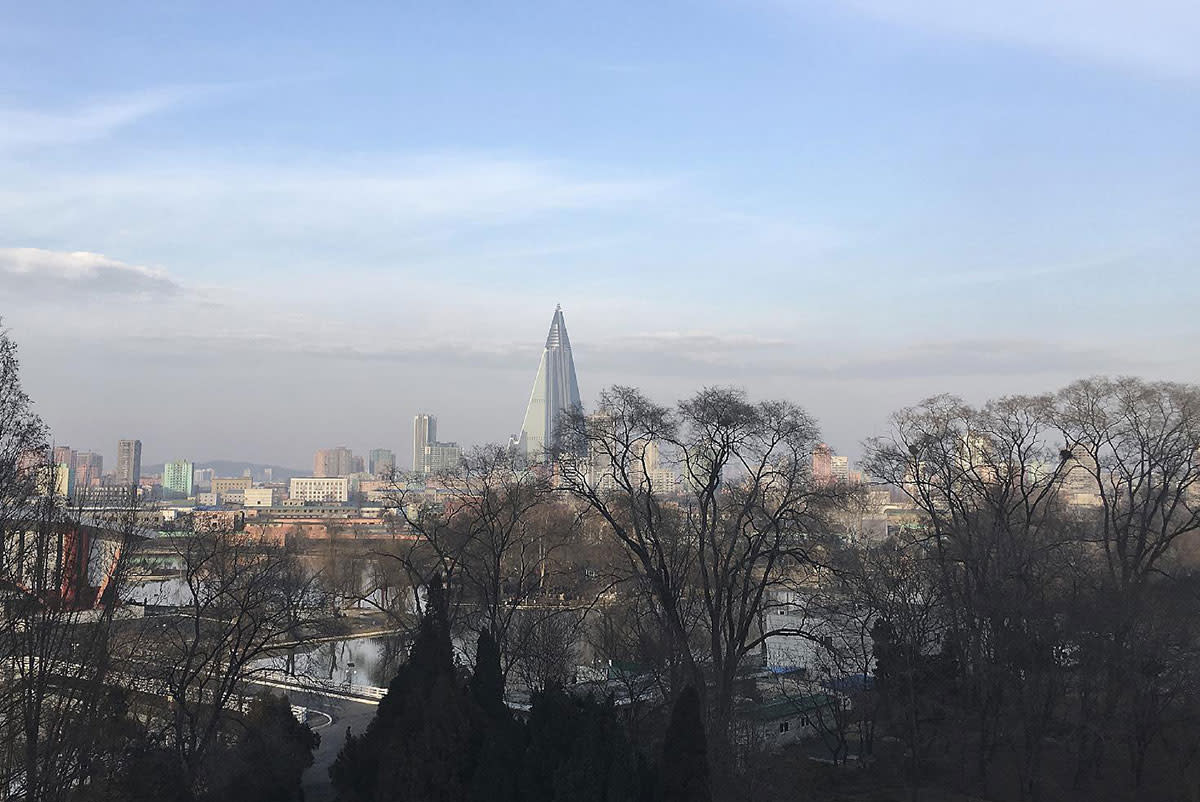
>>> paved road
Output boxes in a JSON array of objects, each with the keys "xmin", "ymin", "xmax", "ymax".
[{"xmin": 284, "ymin": 688, "xmax": 379, "ymax": 802}]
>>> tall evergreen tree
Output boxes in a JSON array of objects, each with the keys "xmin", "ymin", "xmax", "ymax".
[
  {"xmin": 469, "ymin": 628, "xmax": 507, "ymax": 720},
  {"xmin": 208, "ymin": 692, "xmax": 319, "ymax": 802},
  {"xmin": 469, "ymin": 628, "xmax": 523, "ymax": 802},
  {"xmin": 659, "ymin": 686, "xmax": 712, "ymax": 802},
  {"xmin": 331, "ymin": 574, "xmax": 478, "ymax": 802},
  {"xmin": 521, "ymin": 687, "xmax": 647, "ymax": 802}
]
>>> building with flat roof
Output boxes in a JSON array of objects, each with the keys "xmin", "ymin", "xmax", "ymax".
[
  {"xmin": 116, "ymin": 439, "xmax": 142, "ymax": 485},
  {"xmin": 314, "ymin": 446, "xmax": 355, "ymax": 477},
  {"xmin": 831, "ymin": 455, "xmax": 849, "ymax": 482},
  {"xmin": 163, "ymin": 459, "xmax": 194, "ymax": 499},
  {"xmin": 73, "ymin": 451, "xmax": 103, "ymax": 490},
  {"xmin": 212, "ymin": 476, "xmax": 252, "ymax": 494},
  {"xmin": 413, "ymin": 415, "xmax": 436, "ymax": 473},
  {"xmin": 369, "ymin": 448, "xmax": 395, "ymax": 477},
  {"xmin": 423, "ymin": 442, "xmax": 463, "ymax": 476},
  {"xmin": 53, "ymin": 446, "xmax": 74, "ymax": 475},
  {"xmin": 243, "ymin": 487, "xmax": 281, "ymax": 507},
  {"xmin": 289, "ymin": 476, "xmax": 356, "ymax": 504}
]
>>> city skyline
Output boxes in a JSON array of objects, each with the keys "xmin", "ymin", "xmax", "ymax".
[{"xmin": 39, "ymin": 307, "xmax": 869, "ymax": 480}]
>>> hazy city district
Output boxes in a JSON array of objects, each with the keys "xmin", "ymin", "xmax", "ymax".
[{"xmin": 3, "ymin": 302, "xmax": 1199, "ymax": 802}]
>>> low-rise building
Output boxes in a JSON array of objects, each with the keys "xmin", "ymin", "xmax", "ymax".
[
  {"xmin": 212, "ymin": 476, "xmax": 253, "ymax": 495},
  {"xmin": 289, "ymin": 476, "xmax": 356, "ymax": 503},
  {"xmin": 243, "ymin": 487, "xmax": 281, "ymax": 507}
]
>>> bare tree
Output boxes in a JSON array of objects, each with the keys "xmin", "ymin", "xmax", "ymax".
[
  {"xmin": 1054, "ymin": 378, "xmax": 1200, "ymax": 790},
  {"xmin": 141, "ymin": 528, "xmax": 325, "ymax": 794},
  {"xmin": 557, "ymin": 385, "xmax": 850, "ymax": 745},
  {"xmin": 0, "ymin": 324, "xmax": 146, "ymax": 802},
  {"xmin": 863, "ymin": 379, "xmax": 1200, "ymax": 800},
  {"xmin": 1055, "ymin": 377, "xmax": 1200, "ymax": 589},
  {"xmin": 379, "ymin": 445, "xmax": 606, "ymax": 682},
  {"xmin": 865, "ymin": 392, "xmax": 1080, "ymax": 798}
]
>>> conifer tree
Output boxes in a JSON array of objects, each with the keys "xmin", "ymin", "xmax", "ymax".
[
  {"xmin": 521, "ymin": 687, "xmax": 646, "ymax": 802},
  {"xmin": 331, "ymin": 574, "xmax": 477, "ymax": 802},
  {"xmin": 469, "ymin": 628, "xmax": 523, "ymax": 802},
  {"xmin": 659, "ymin": 686, "xmax": 712, "ymax": 802},
  {"xmin": 469, "ymin": 628, "xmax": 507, "ymax": 720},
  {"xmin": 211, "ymin": 692, "xmax": 319, "ymax": 802}
]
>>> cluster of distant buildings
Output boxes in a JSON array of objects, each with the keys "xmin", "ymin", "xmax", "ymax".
[
  {"xmin": 41, "ymin": 306, "xmax": 884, "ymax": 536},
  {"xmin": 38, "ymin": 439, "xmax": 147, "ymax": 506},
  {"xmin": 812, "ymin": 443, "xmax": 862, "ymax": 485}
]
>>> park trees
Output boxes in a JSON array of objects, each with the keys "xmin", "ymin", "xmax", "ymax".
[
  {"xmin": 382, "ymin": 445, "xmax": 603, "ymax": 685},
  {"xmin": 557, "ymin": 385, "xmax": 853, "ymax": 746},
  {"xmin": 143, "ymin": 527, "xmax": 327, "ymax": 794},
  {"xmin": 0, "ymin": 323, "xmax": 147, "ymax": 802},
  {"xmin": 862, "ymin": 379, "xmax": 1200, "ymax": 800}
]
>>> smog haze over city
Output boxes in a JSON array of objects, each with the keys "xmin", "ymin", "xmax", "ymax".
[{"xmin": 3, "ymin": 1, "xmax": 1199, "ymax": 468}]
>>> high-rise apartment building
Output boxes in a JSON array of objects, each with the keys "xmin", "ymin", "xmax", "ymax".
[
  {"xmin": 587, "ymin": 434, "xmax": 676, "ymax": 493},
  {"xmin": 52, "ymin": 446, "xmax": 75, "ymax": 496},
  {"xmin": 413, "ymin": 415, "xmax": 436, "ymax": 472},
  {"xmin": 163, "ymin": 459, "xmax": 194, "ymax": 499},
  {"xmin": 1062, "ymin": 444, "xmax": 1101, "ymax": 504},
  {"xmin": 517, "ymin": 305, "xmax": 581, "ymax": 462},
  {"xmin": 194, "ymin": 467, "xmax": 214, "ymax": 490},
  {"xmin": 116, "ymin": 439, "xmax": 142, "ymax": 485},
  {"xmin": 53, "ymin": 445, "xmax": 74, "ymax": 470},
  {"xmin": 831, "ymin": 455, "xmax": 850, "ymax": 482},
  {"xmin": 413, "ymin": 416, "xmax": 464, "ymax": 475},
  {"xmin": 812, "ymin": 443, "xmax": 832, "ymax": 484},
  {"xmin": 314, "ymin": 446, "xmax": 355, "ymax": 477},
  {"xmin": 369, "ymin": 448, "xmax": 395, "ymax": 477},
  {"xmin": 73, "ymin": 451, "xmax": 103, "ymax": 489},
  {"xmin": 423, "ymin": 442, "xmax": 463, "ymax": 475},
  {"xmin": 51, "ymin": 463, "xmax": 73, "ymax": 498}
]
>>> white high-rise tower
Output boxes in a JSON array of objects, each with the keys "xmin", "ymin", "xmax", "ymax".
[{"xmin": 518, "ymin": 305, "xmax": 582, "ymax": 462}]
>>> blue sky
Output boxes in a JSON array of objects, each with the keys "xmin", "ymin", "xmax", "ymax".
[{"xmin": 2, "ymin": 1, "xmax": 1198, "ymax": 468}]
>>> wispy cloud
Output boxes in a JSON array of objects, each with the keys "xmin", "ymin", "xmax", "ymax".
[
  {"xmin": 820, "ymin": 0, "xmax": 1200, "ymax": 80},
  {"xmin": 0, "ymin": 89, "xmax": 189, "ymax": 152},
  {"xmin": 580, "ymin": 332, "xmax": 1145, "ymax": 382},
  {"xmin": 231, "ymin": 329, "xmax": 1134, "ymax": 382},
  {"xmin": 0, "ymin": 247, "xmax": 183, "ymax": 297},
  {"xmin": 0, "ymin": 156, "xmax": 670, "ymax": 255},
  {"xmin": 913, "ymin": 254, "xmax": 1127, "ymax": 288},
  {"xmin": 835, "ymin": 338, "xmax": 1139, "ymax": 380}
]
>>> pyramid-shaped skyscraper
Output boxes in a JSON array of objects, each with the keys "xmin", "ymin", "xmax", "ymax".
[{"xmin": 518, "ymin": 305, "xmax": 581, "ymax": 462}]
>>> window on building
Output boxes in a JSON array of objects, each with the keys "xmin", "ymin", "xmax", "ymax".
[{"xmin": 779, "ymin": 721, "xmax": 789, "ymax": 733}]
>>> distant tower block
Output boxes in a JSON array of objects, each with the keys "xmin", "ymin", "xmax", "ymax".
[
  {"xmin": 518, "ymin": 305, "xmax": 582, "ymax": 462},
  {"xmin": 116, "ymin": 439, "xmax": 142, "ymax": 486},
  {"xmin": 413, "ymin": 414, "xmax": 437, "ymax": 473}
]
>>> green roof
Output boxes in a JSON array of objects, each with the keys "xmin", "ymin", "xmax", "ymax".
[{"xmin": 745, "ymin": 694, "xmax": 832, "ymax": 721}]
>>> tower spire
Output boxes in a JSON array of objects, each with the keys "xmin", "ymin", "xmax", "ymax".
[{"xmin": 519, "ymin": 306, "xmax": 581, "ymax": 462}]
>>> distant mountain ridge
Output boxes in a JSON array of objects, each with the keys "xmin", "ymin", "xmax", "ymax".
[{"xmin": 141, "ymin": 460, "xmax": 307, "ymax": 482}]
